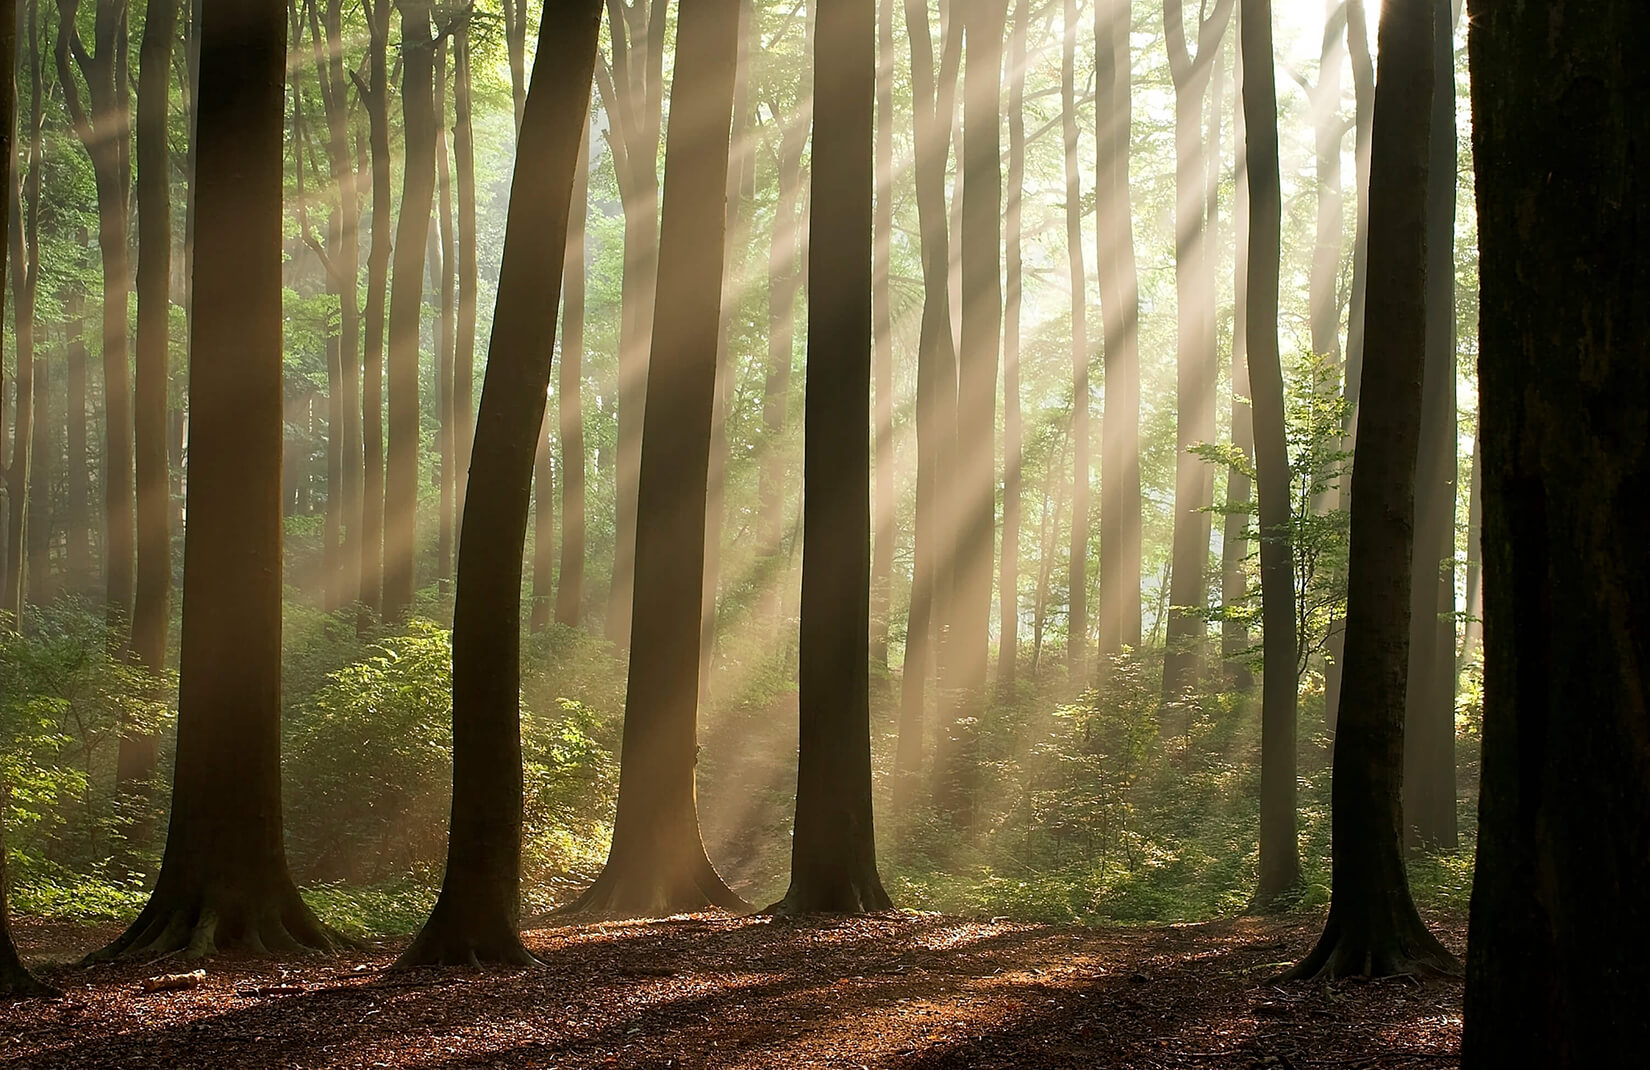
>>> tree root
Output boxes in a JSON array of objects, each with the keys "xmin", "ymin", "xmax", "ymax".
[
  {"xmin": 0, "ymin": 964, "xmax": 60, "ymax": 1000},
  {"xmin": 1282, "ymin": 914, "xmax": 1462, "ymax": 982},
  {"xmin": 763, "ymin": 876, "xmax": 894, "ymax": 917},
  {"xmin": 557, "ymin": 857, "xmax": 750, "ymax": 921},
  {"xmin": 84, "ymin": 890, "xmax": 357, "ymax": 964}
]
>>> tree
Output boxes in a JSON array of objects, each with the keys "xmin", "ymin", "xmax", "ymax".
[
  {"xmin": 434, "ymin": 31, "xmax": 457, "ymax": 585},
  {"xmin": 1097, "ymin": 0, "xmax": 1142, "ymax": 658},
  {"xmin": 56, "ymin": 0, "xmax": 135, "ymax": 635},
  {"xmin": 565, "ymin": 0, "xmax": 748, "ymax": 918},
  {"xmin": 1463, "ymin": 0, "xmax": 1650, "ymax": 1058},
  {"xmin": 894, "ymin": 0, "xmax": 960, "ymax": 809},
  {"xmin": 396, "ymin": 0, "xmax": 602, "ymax": 967},
  {"xmin": 555, "ymin": 114, "xmax": 588, "ymax": 630},
  {"xmin": 356, "ymin": 0, "xmax": 394, "ymax": 621},
  {"xmin": 382, "ymin": 0, "xmax": 438, "ymax": 622},
  {"xmin": 1221, "ymin": 13, "xmax": 1252, "ymax": 687},
  {"xmin": 64, "ymin": 295, "xmax": 93, "ymax": 595},
  {"xmin": 1284, "ymin": 0, "xmax": 1457, "ymax": 979},
  {"xmin": 1161, "ymin": 0, "xmax": 1234, "ymax": 700},
  {"xmin": 1, "ymin": 0, "xmax": 30, "ymax": 620},
  {"xmin": 124, "ymin": 0, "xmax": 178, "ymax": 795},
  {"xmin": 452, "ymin": 8, "xmax": 477, "ymax": 545},
  {"xmin": 1240, "ymin": 0, "xmax": 1300, "ymax": 910},
  {"xmin": 91, "ymin": 0, "xmax": 344, "ymax": 959},
  {"xmin": 997, "ymin": 0, "xmax": 1025, "ymax": 688},
  {"xmin": 871, "ymin": 0, "xmax": 897, "ymax": 672},
  {"xmin": 770, "ymin": 0, "xmax": 892, "ymax": 916},
  {"xmin": 1061, "ymin": 0, "xmax": 1087, "ymax": 677}
]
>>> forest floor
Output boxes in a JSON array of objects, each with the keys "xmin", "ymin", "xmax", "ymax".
[{"xmin": 3, "ymin": 911, "xmax": 1465, "ymax": 1069}]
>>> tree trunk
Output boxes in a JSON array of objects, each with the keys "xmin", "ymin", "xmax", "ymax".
[
  {"xmin": 382, "ymin": 0, "xmax": 438, "ymax": 622},
  {"xmin": 1402, "ymin": 0, "xmax": 1458, "ymax": 852},
  {"xmin": 501, "ymin": 0, "xmax": 527, "ymax": 132},
  {"xmin": 770, "ymin": 0, "xmax": 892, "ymax": 915},
  {"xmin": 1458, "ymin": 426, "xmax": 1480, "ymax": 668},
  {"xmin": 91, "ymin": 0, "xmax": 345, "ymax": 960},
  {"xmin": 1061, "ymin": 0, "xmax": 1087, "ymax": 678},
  {"xmin": 1097, "ymin": 0, "xmax": 1142, "ymax": 657},
  {"xmin": 871, "ymin": 0, "xmax": 896, "ymax": 673},
  {"xmin": 937, "ymin": 0, "xmax": 1006, "ymax": 829},
  {"xmin": 1463, "ymin": 0, "xmax": 1650, "ymax": 1057},
  {"xmin": 555, "ymin": 117, "xmax": 588, "ymax": 629},
  {"xmin": 1284, "ymin": 0, "xmax": 1457, "ymax": 979},
  {"xmin": 22, "ymin": 0, "xmax": 49, "ymax": 604},
  {"xmin": 1222, "ymin": 13, "xmax": 1254, "ymax": 688},
  {"xmin": 357, "ymin": 0, "xmax": 393, "ymax": 622},
  {"xmin": 56, "ymin": 0, "xmax": 135, "ymax": 635},
  {"xmin": 997, "ymin": 0, "xmax": 1025, "ymax": 690},
  {"xmin": 894, "ymin": 0, "xmax": 960, "ymax": 810},
  {"xmin": 565, "ymin": 0, "xmax": 748, "ymax": 919},
  {"xmin": 4, "ymin": 785, "xmax": 58, "ymax": 996},
  {"xmin": 531, "ymin": 404, "xmax": 554, "ymax": 632},
  {"xmin": 434, "ymin": 34, "xmax": 456, "ymax": 586},
  {"xmin": 1162, "ymin": 0, "xmax": 1234, "ymax": 700},
  {"xmin": 65, "ymin": 297, "xmax": 93, "ymax": 594},
  {"xmin": 453, "ymin": 12, "xmax": 475, "ymax": 553},
  {"xmin": 121, "ymin": 0, "xmax": 178, "ymax": 798},
  {"xmin": 395, "ymin": 0, "xmax": 601, "ymax": 966},
  {"xmin": 1241, "ymin": 0, "xmax": 1301, "ymax": 911},
  {"xmin": 0, "ymin": 0, "xmax": 23, "ymax": 620}
]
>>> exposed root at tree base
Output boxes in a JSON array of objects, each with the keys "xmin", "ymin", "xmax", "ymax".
[
  {"xmin": 763, "ymin": 879, "xmax": 895, "ymax": 917},
  {"xmin": 84, "ymin": 891, "xmax": 357, "ymax": 964},
  {"xmin": 1283, "ymin": 917, "xmax": 1462, "ymax": 981},
  {"xmin": 393, "ymin": 911, "xmax": 542, "ymax": 969},
  {"xmin": 557, "ymin": 860, "xmax": 751, "ymax": 921},
  {"xmin": 0, "ymin": 966, "xmax": 60, "ymax": 1000}
]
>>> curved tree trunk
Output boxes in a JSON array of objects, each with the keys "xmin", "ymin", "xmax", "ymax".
[
  {"xmin": 92, "ymin": 0, "xmax": 345, "ymax": 960},
  {"xmin": 396, "ymin": 0, "xmax": 601, "ymax": 966}
]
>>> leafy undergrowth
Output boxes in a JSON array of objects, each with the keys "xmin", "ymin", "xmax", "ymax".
[{"xmin": 4, "ymin": 911, "xmax": 1465, "ymax": 1069}]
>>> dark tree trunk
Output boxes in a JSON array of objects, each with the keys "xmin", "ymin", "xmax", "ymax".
[
  {"xmin": 453, "ymin": 11, "xmax": 475, "ymax": 552},
  {"xmin": 91, "ymin": 0, "xmax": 345, "ymax": 960},
  {"xmin": 996, "ymin": 0, "xmax": 1024, "ymax": 690},
  {"xmin": 1241, "ymin": 0, "xmax": 1301, "ymax": 911},
  {"xmin": 1463, "ymin": 0, "xmax": 1650, "ymax": 1060},
  {"xmin": 1284, "ymin": 0, "xmax": 1457, "ymax": 979},
  {"xmin": 57, "ymin": 0, "xmax": 135, "ymax": 635},
  {"xmin": 434, "ymin": 34, "xmax": 456, "ymax": 586},
  {"xmin": 599, "ymin": 0, "xmax": 667, "ymax": 651},
  {"xmin": 23, "ymin": 1, "xmax": 50, "ymax": 607},
  {"xmin": 382, "ymin": 0, "xmax": 438, "ymax": 622},
  {"xmin": 1097, "ymin": 0, "xmax": 1142, "ymax": 657},
  {"xmin": 770, "ymin": 0, "xmax": 892, "ymax": 916},
  {"xmin": 396, "ymin": 0, "xmax": 601, "ymax": 967},
  {"xmin": 555, "ymin": 118, "xmax": 588, "ymax": 629},
  {"xmin": 1162, "ymin": 0, "xmax": 1234, "ymax": 700},
  {"xmin": 64, "ymin": 298, "xmax": 93, "ymax": 594},
  {"xmin": 1, "ymin": 0, "xmax": 28, "ymax": 620},
  {"xmin": 1061, "ymin": 0, "xmax": 1087, "ymax": 678},
  {"xmin": 871, "ymin": 0, "xmax": 896, "ymax": 673},
  {"xmin": 1222, "ymin": 12, "xmax": 1254, "ymax": 688},
  {"xmin": 357, "ymin": 0, "xmax": 393, "ymax": 622},
  {"xmin": 894, "ymin": 0, "xmax": 959, "ymax": 810},
  {"xmin": 4, "ymin": 782, "xmax": 58, "ymax": 996},
  {"xmin": 1403, "ymin": 0, "xmax": 1458, "ymax": 851},
  {"xmin": 123, "ymin": 0, "xmax": 178, "ymax": 797},
  {"xmin": 565, "ymin": 0, "xmax": 748, "ymax": 919}
]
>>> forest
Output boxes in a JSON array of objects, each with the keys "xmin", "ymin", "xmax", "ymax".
[{"xmin": 0, "ymin": 0, "xmax": 1643, "ymax": 1066}]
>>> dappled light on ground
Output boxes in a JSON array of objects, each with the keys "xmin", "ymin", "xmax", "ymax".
[{"xmin": 4, "ymin": 913, "xmax": 1464, "ymax": 1068}]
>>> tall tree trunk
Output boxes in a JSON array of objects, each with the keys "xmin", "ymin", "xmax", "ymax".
[
  {"xmin": 382, "ymin": 0, "xmax": 438, "ymax": 622},
  {"xmin": 434, "ymin": 34, "xmax": 456, "ymax": 586},
  {"xmin": 1221, "ymin": 14, "xmax": 1254, "ymax": 688},
  {"xmin": 894, "ymin": 0, "xmax": 960, "ymax": 810},
  {"xmin": 1241, "ymin": 0, "xmax": 1301, "ymax": 911},
  {"xmin": 870, "ymin": 0, "xmax": 896, "ymax": 673},
  {"xmin": 938, "ymin": 0, "xmax": 1007, "ymax": 829},
  {"xmin": 598, "ymin": 0, "xmax": 668, "ymax": 650},
  {"xmin": 1285, "ymin": 0, "xmax": 1457, "ymax": 979},
  {"xmin": 1463, "ymin": 0, "xmax": 1650, "ymax": 1057},
  {"xmin": 1162, "ymin": 0, "xmax": 1234, "ymax": 700},
  {"xmin": 1308, "ymin": 0, "xmax": 1346, "ymax": 395},
  {"xmin": 501, "ymin": 0, "xmax": 528, "ymax": 132},
  {"xmin": 65, "ymin": 296, "xmax": 93, "ymax": 594},
  {"xmin": 1, "ymin": 0, "xmax": 25, "ymax": 620},
  {"xmin": 1061, "ymin": 0, "xmax": 1087, "ymax": 678},
  {"xmin": 555, "ymin": 118, "xmax": 588, "ymax": 629},
  {"xmin": 396, "ymin": 0, "xmax": 601, "ymax": 966},
  {"xmin": 997, "ymin": 0, "xmax": 1025, "ymax": 690},
  {"xmin": 1458, "ymin": 426, "xmax": 1480, "ymax": 668},
  {"xmin": 357, "ymin": 0, "xmax": 393, "ymax": 623},
  {"xmin": 772, "ymin": 0, "xmax": 892, "ymax": 915},
  {"xmin": 452, "ymin": 12, "xmax": 475, "ymax": 549},
  {"xmin": 57, "ymin": 0, "xmax": 135, "ymax": 635},
  {"xmin": 567, "ymin": 0, "xmax": 749, "ymax": 919},
  {"xmin": 23, "ymin": 1, "xmax": 49, "ymax": 605},
  {"xmin": 121, "ymin": 0, "xmax": 178, "ymax": 797},
  {"xmin": 1403, "ymin": 0, "xmax": 1458, "ymax": 852},
  {"xmin": 531, "ymin": 405, "xmax": 553, "ymax": 631},
  {"xmin": 1097, "ymin": 0, "xmax": 1143, "ymax": 657},
  {"xmin": 91, "ymin": 0, "xmax": 345, "ymax": 960}
]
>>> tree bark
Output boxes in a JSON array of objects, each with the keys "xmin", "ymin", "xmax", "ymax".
[
  {"xmin": 1285, "ymin": 0, "xmax": 1457, "ymax": 979},
  {"xmin": 92, "ymin": 0, "xmax": 345, "ymax": 960},
  {"xmin": 770, "ymin": 0, "xmax": 892, "ymax": 915},
  {"xmin": 1241, "ymin": 0, "xmax": 1301, "ymax": 911},
  {"xmin": 357, "ymin": 0, "xmax": 393, "ymax": 623},
  {"xmin": 1061, "ymin": 0, "xmax": 1087, "ymax": 678},
  {"xmin": 1097, "ymin": 0, "xmax": 1142, "ymax": 657},
  {"xmin": 396, "ymin": 0, "xmax": 601, "ymax": 966},
  {"xmin": 1, "ymin": 0, "xmax": 29, "ymax": 619},
  {"xmin": 996, "ymin": 0, "xmax": 1024, "ymax": 690},
  {"xmin": 565, "ymin": 0, "xmax": 748, "ymax": 919},
  {"xmin": 434, "ymin": 33, "xmax": 456, "ymax": 586},
  {"xmin": 555, "ymin": 119, "xmax": 588, "ymax": 629},
  {"xmin": 64, "ymin": 295, "xmax": 93, "ymax": 594},
  {"xmin": 871, "ymin": 0, "xmax": 896, "ymax": 673},
  {"xmin": 1463, "ymin": 0, "xmax": 1650, "ymax": 1058},
  {"xmin": 1222, "ymin": 13, "xmax": 1254, "ymax": 688},
  {"xmin": 23, "ymin": 0, "xmax": 49, "ymax": 606},
  {"xmin": 453, "ymin": 12, "xmax": 475, "ymax": 555},
  {"xmin": 382, "ymin": 0, "xmax": 438, "ymax": 622}
]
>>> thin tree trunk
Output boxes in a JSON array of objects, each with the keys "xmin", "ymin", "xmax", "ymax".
[
  {"xmin": 435, "ymin": 34, "xmax": 456, "ymax": 586},
  {"xmin": 997, "ymin": 0, "xmax": 1025, "ymax": 690},
  {"xmin": 531, "ymin": 406, "xmax": 553, "ymax": 632},
  {"xmin": 555, "ymin": 117, "xmax": 589, "ymax": 629},
  {"xmin": 1222, "ymin": 13, "xmax": 1254, "ymax": 688},
  {"xmin": 1, "ymin": 0, "xmax": 26, "ymax": 620},
  {"xmin": 396, "ymin": 0, "xmax": 601, "ymax": 965},
  {"xmin": 1241, "ymin": 0, "xmax": 1301, "ymax": 911},
  {"xmin": 871, "ymin": 0, "xmax": 896, "ymax": 673},
  {"xmin": 501, "ymin": 0, "xmax": 528, "ymax": 132},
  {"xmin": 453, "ymin": 11, "xmax": 476, "ymax": 547},
  {"xmin": 357, "ymin": 0, "xmax": 393, "ymax": 623},
  {"xmin": 1458, "ymin": 426, "xmax": 1480, "ymax": 667},
  {"xmin": 65, "ymin": 295, "xmax": 93, "ymax": 594},
  {"xmin": 1061, "ymin": 0, "xmax": 1087, "ymax": 678}
]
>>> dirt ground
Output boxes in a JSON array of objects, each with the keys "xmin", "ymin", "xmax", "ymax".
[{"xmin": 2, "ymin": 912, "xmax": 1465, "ymax": 1068}]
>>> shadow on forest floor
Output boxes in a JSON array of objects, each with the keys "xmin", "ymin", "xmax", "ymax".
[{"xmin": 2, "ymin": 911, "xmax": 1463, "ymax": 1068}]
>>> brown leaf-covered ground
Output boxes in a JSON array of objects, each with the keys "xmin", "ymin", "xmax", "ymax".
[{"xmin": 3, "ymin": 912, "xmax": 1464, "ymax": 1068}]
